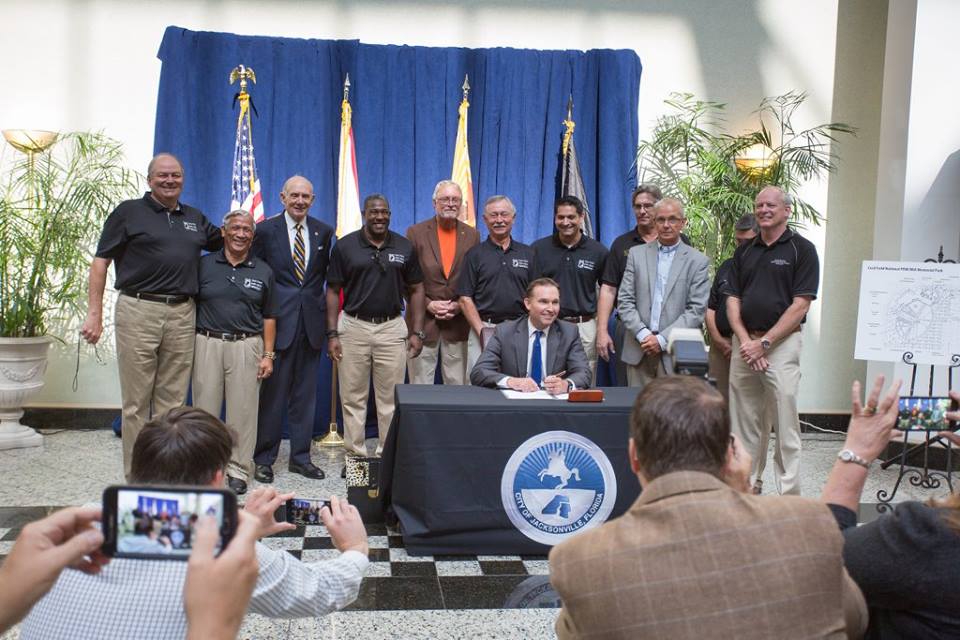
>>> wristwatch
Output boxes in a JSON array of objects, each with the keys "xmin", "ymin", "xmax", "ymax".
[
  {"xmin": 760, "ymin": 337, "xmax": 772, "ymax": 351},
  {"xmin": 411, "ymin": 330, "xmax": 426, "ymax": 340},
  {"xmin": 838, "ymin": 449, "xmax": 871, "ymax": 468}
]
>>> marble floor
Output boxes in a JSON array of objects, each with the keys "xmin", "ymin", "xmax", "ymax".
[{"xmin": 0, "ymin": 428, "xmax": 944, "ymax": 639}]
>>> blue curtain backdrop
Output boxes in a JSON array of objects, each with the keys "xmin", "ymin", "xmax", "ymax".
[{"xmin": 153, "ymin": 26, "xmax": 641, "ymax": 432}]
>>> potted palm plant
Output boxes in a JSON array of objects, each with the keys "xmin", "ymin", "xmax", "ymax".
[
  {"xmin": 636, "ymin": 91, "xmax": 855, "ymax": 268},
  {"xmin": 0, "ymin": 130, "xmax": 139, "ymax": 449}
]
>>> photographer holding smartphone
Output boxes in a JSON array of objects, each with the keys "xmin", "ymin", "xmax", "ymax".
[{"xmin": 19, "ymin": 407, "xmax": 369, "ymax": 640}]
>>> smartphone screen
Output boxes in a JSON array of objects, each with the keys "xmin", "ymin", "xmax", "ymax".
[
  {"xmin": 282, "ymin": 498, "xmax": 331, "ymax": 526},
  {"xmin": 102, "ymin": 485, "xmax": 237, "ymax": 560},
  {"xmin": 897, "ymin": 396, "xmax": 958, "ymax": 431}
]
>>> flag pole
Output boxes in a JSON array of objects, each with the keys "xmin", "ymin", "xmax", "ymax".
[{"xmin": 316, "ymin": 74, "xmax": 354, "ymax": 449}]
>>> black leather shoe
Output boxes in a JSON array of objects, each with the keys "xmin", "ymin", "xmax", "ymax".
[
  {"xmin": 254, "ymin": 464, "xmax": 274, "ymax": 483},
  {"xmin": 289, "ymin": 461, "xmax": 326, "ymax": 480},
  {"xmin": 227, "ymin": 477, "xmax": 247, "ymax": 495},
  {"xmin": 341, "ymin": 465, "xmax": 347, "ymax": 479}
]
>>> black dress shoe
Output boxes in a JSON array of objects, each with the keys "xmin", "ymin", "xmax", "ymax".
[
  {"xmin": 289, "ymin": 461, "xmax": 326, "ymax": 480},
  {"xmin": 254, "ymin": 464, "xmax": 274, "ymax": 483},
  {"xmin": 341, "ymin": 465, "xmax": 347, "ymax": 479},
  {"xmin": 227, "ymin": 477, "xmax": 247, "ymax": 495}
]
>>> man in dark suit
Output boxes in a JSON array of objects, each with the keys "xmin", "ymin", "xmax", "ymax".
[
  {"xmin": 470, "ymin": 278, "xmax": 591, "ymax": 393},
  {"xmin": 549, "ymin": 376, "xmax": 867, "ymax": 639},
  {"xmin": 405, "ymin": 180, "xmax": 480, "ymax": 384},
  {"xmin": 251, "ymin": 175, "xmax": 334, "ymax": 482}
]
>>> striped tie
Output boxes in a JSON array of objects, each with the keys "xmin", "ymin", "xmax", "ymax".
[{"xmin": 293, "ymin": 224, "xmax": 306, "ymax": 284}]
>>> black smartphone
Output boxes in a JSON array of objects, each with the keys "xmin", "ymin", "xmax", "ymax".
[
  {"xmin": 897, "ymin": 396, "xmax": 959, "ymax": 431},
  {"xmin": 276, "ymin": 497, "xmax": 331, "ymax": 526},
  {"xmin": 101, "ymin": 485, "xmax": 238, "ymax": 560}
]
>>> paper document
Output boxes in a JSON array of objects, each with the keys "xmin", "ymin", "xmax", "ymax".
[
  {"xmin": 500, "ymin": 390, "xmax": 568, "ymax": 400},
  {"xmin": 854, "ymin": 261, "xmax": 960, "ymax": 365}
]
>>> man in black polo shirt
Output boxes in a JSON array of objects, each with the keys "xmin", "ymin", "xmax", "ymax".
[
  {"xmin": 724, "ymin": 186, "xmax": 820, "ymax": 496},
  {"xmin": 81, "ymin": 153, "xmax": 222, "ymax": 479},
  {"xmin": 458, "ymin": 195, "xmax": 535, "ymax": 377},
  {"xmin": 531, "ymin": 195, "xmax": 608, "ymax": 379},
  {"xmin": 326, "ymin": 194, "xmax": 425, "ymax": 463},
  {"xmin": 192, "ymin": 210, "xmax": 278, "ymax": 495}
]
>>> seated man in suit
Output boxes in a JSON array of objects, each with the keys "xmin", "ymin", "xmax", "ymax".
[
  {"xmin": 548, "ymin": 376, "xmax": 867, "ymax": 640},
  {"xmin": 470, "ymin": 277, "xmax": 591, "ymax": 393}
]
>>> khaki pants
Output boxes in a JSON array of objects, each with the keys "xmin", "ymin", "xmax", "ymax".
[
  {"xmin": 575, "ymin": 318, "xmax": 598, "ymax": 385},
  {"xmin": 338, "ymin": 314, "xmax": 407, "ymax": 457},
  {"xmin": 408, "ymin": 338, "xmax": 468, "ymax": 385},
  {"xmin": 466, "ymin": 321, "xmax": 497, "ymax": 384},
  {"xmin": 729, "ymin": 332, "xmax": 803, "ymax": 495},
  {"xmin": 626, "ymin": 353, "xmax": 672, "ymax": 389},
  {"xmin": 115, "ymin": 295, "xmax": 196, "ymax": 479},
  {"xmin": 192, "ymin": 334, "xmax": 263, "ymax": 482}
]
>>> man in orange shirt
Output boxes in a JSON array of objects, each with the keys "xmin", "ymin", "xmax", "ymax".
[{"xmin": 405, "ymin": 180, "xmax": 480, "ymax": 384}]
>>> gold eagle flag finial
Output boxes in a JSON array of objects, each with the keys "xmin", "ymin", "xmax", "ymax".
[{"xmin": 229, "ymin": 65, "xmax": 257, "ymax": 94}]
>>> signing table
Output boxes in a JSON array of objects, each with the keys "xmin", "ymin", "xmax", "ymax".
[{"xmin": 379, "ymin": 385, "xmax": 642, "ymax": 556}]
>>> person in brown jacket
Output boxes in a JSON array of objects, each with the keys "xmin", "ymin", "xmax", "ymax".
[
  {"xmin": 549, "ymin": 375, "xmax": 867, "ymax": 640},
  {"xmin": 405, "ymin": 180, "xmax": 480, "ymax": 384}
]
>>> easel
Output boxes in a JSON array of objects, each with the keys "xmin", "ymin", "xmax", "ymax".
[{"xmin": 876, "ymin": 246, "xmax": 958, "ymax": 507}]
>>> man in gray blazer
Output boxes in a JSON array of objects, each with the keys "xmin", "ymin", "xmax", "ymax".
[
  {"xmin": 617, "ymin": 198, "xmax": 710, "ymax": 388},
  {"xmin": 470, "ymin": 278, "xmax": 591, "ymax": 392}
]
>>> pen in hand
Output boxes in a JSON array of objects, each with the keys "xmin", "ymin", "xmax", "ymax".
[{"xmin": 540, "ymin": 370, "xmax": 567, "ymax": 393}]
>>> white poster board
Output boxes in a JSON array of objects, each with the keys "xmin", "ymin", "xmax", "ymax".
[{"xmin": 854, "ymin": 261, "xmax": 960, "ymax": 365}]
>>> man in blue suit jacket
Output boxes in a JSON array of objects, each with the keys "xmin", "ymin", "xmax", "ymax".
[{"xmin": 251, "ymin": 176, "xmax": 334, "ymax": 481}]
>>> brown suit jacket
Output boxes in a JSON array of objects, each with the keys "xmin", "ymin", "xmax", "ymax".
[
  {"xmin": 406, "ymin": 217, "xmax": 479, "ymax": 344},
  {"xmin": 549, "ymin": 471, "xmax": 867, "ymax": 640}
]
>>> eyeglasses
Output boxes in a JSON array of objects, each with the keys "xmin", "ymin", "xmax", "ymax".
[
  {"xmin": 654, "ymin": 216, "xmax": 684, "ymax": 226},
  {"xmin": 372, "ymin": 250, "xmax": 386, "ymax": 274},
  {"xmin": 485, "ymin": 211, "xmax": 513, "ymax": 219},
  {"xmin": 436, "ymin": 197, "xmax": 462, "ymax": 204}
]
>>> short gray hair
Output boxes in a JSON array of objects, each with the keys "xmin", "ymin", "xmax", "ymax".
[
  {"xmin": 654, "ymin": 197, "xmax": 685, "ymax": 217},
  {"xmin": 483, "ymin": 195, "xmax": 516, "ymax": 216},
  {"xmin": 432, "ymin": 180, "xmax": 462, "ymax": 201},
  {"xmin": 759, "ymin": 185, "xmax": 794, "ymax": 207},
  {"xmin": 222, "ymin": 209, "xmax": 255, "ymax": 230}
]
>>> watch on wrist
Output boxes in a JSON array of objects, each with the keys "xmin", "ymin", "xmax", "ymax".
[
  {"xmin": 760, "ymin": 337, "xmax": 772, "ymax": 351},
  {"xmin": 263, "ymin": 351, "xmax": 276, "ymax": 360},
  {"xmin": 412, "ymin": 330, "xmax": 426, "ymax": 340},
  {"xmin": 838, "ymin": 449, "xmax": 871, "ymax": 468}
]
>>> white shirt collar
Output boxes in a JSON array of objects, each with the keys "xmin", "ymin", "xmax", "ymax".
[
  {"xmin": 527, "ymin": 318, "xmax": 551, "ymax": 338},
  {"xmin": 284, "ymin": 211, "xmax": 306, "ymax": 230}
]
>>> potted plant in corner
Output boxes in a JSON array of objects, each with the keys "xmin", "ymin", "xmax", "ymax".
[{"xmin": 0, "ymin": 129, "xmax": 139, "ymax": 449}]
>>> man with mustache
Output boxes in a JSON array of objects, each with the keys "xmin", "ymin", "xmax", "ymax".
[
  {"xmin": 405, "ymin": 180, "xmax": 479, "ymax": 385},
  {"xmin": 458, "ymin": 195, "xmax": 535, "ymax": 378}
]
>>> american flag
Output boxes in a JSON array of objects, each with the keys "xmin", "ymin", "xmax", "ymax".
[{"xmin": 230, "ymin": 97, "xmax": 264, "ymax": 222}]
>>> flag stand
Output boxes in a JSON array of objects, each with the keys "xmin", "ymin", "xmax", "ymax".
[{"xmin": 317, "ymin": 361, "xmax": 344, "ymax": 447}]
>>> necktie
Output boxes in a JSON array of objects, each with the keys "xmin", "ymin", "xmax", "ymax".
[
  {"xmin": 293, "ymin": 224, "xmax": 306, "ymax": 284},
  {"xmin": 530, "ymin": 330, "xmax": 543, "ymax": 385}
]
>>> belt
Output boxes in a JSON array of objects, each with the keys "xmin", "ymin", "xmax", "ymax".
[
  {"xmin": 348, "ymin": 313, "xmax": 400, "ymax": 324},
  {"xmin": 197, "ymin": 329, "xmax": 258, "ymax": 341},
  {"xmin": 561, "ymin": 314, "xmax": 595, "ymax": 323},
  {"xmin": 748, "ymin": 326, "xmax": 801, "ymax": 339},
  {"xmin": 481, "ymin": 315, "xmax": 520, "ymax": 325},
  {"xmin": 122, "ymin": 290, "xmax": 190, "ymax": 304}
]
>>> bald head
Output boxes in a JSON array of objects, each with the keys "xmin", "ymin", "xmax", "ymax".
[
  {"xmin": 147, "ymin": 153, "xmax": 183, "ymax": 179},
  {"xmin": 280, "ymin": 175, "xmax": 315, "ymax": 222}
]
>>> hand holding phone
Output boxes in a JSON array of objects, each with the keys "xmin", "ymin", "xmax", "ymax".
[
  {"xmin": 277, "ymin": 497, "xmax": 332, "ymax": 526},
  {"xmin": 101, "ymin": 486, "xmax": 238, "ymax": 560},
  {"xmin": 897, "ymin": 396, "xmax": 959, "ymax": 431},
  {"xmin": 243, "ymin": 487, "xmax": 295, "ymax": 538}
]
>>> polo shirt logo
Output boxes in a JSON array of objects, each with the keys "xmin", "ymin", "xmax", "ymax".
[
  {"xmin": 182, "ymin": 221, "xmax": 198, "ymax": 232},
  {"xmin": 771, "ymin": 258, "xmax": 791, "ymax": 266},
  {"xmin": 387, "ymin": 253, "xmax": 405, "ymax": 264},
  {"xmin": 512, "ymin": 259, "xmax": 529, "ymax": 269},
  {"xmin": 243, "ymin": 278, "xmax": 264, "ymax": 291},
  {"xmin": 577, "ymin": 259, "xmax": 595, "ymax": 270}
]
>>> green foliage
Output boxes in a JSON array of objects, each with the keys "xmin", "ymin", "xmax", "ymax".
[
  {"xmin": 636, "ymin": 91, "xmax": 855, "ymax": 268},
  {"xmin": 0, "ymin": 132, "xmax": 140, "ymax": 337}
]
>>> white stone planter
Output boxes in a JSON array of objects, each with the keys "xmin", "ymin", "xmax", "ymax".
[{"xmin": 0, "ymin": 336, "xmax": 52, "ymax": 450}]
